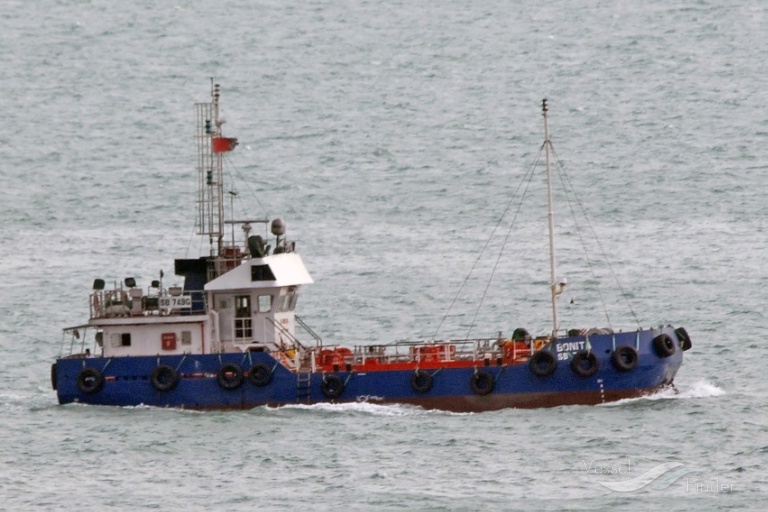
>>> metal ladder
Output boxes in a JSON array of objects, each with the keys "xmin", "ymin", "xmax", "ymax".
[{"xmin": 296, "ymin": 368, "xmax": 312, "ymax": 402}]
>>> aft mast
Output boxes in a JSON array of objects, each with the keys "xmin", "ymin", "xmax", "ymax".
[
  {"xmin": 542, "ymin": 99, "xmax": 560, "ymax": 338},
  {"xmin": 196, "ymin": 82, "xmax": 238, "ymax": 257}
]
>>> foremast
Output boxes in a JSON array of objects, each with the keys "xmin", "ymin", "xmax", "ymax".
[{"xmin": 542, "ymin": 99, "xmax": 561, "ymax": 338}]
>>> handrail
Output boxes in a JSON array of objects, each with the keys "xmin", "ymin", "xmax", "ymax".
[
  {"xmin": 267, "ymin": 317, "xmax": 308, "ymax": 351},
  {"xmin": 316, "ymin": 337, "xmax": 540, "ymax": 368},
  {"xmin": 89, "ymin": 288, "xmax": 209, "ymax": 319},
  {"xmin": 295, "ymin": 315, "xmax": 323, "ymax": 346}
]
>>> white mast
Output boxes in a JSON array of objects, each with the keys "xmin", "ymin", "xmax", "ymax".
[
  {"xmin": 212, "ymin": 84, "xmax": 226, "ymax": 255},
  {"xmin": 542, "ymin": 99, "xmax": 560, "ymax": 337},
  {"xmin": 196, "ymin": 82, "xmax": 226, "ymax": 256}
]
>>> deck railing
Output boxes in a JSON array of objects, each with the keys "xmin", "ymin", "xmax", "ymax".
[{"xmin": 89, "ymin": 288, "xmax": 208, "ymax": 319}]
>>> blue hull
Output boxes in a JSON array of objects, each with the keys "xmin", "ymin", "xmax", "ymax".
[{"xmin": 53, "ymin": 328, "xmax": 685, "ymax": 412}]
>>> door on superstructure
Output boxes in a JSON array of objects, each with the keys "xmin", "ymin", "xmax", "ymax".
[
  {"xmin": 234, "ymin": 295, "xmax": 253, "ymax": 343},
  {"xmin": 217, "ymin": 296, "xmax": 234, "ymax": 343}
]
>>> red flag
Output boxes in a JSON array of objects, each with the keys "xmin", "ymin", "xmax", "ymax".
[{"xmin": 212, "ymin": 137, "xmax": 238, "ymax": 153}]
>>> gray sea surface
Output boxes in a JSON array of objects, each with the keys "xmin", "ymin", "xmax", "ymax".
[{"xmin": 1, "ymin": 0, "xmax": 766, "ymax": 510}]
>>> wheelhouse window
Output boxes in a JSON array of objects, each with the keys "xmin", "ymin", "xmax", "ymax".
[
  {"xmin": 251, "ymin": 264, "xmax": 276, "ymax": 281},
  {"xmin": 278, "ymin": 292, "xmax": 298, "ymax": 312},
  {"xmin": 258, "ymin": 295, "xmax": 272, "ymax": 313}
]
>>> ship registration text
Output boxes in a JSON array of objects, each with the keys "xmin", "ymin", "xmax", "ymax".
[
  {"xmin": 555, "ymin": 341, "xmax": 587, "ymax": 360},
  {"xmin": 158, "ymin": 295, "xmax": 192, "ymax": 309}
]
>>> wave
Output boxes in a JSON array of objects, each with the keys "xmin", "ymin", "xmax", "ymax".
[
  {"xmin": 600, "ymin": 380, "xmax": 725, "ymax": 407},
  {"xmin": 263, "ymin": 400, "xmax": 471, "ymax": 417},
  {"xmin": 673, "ymin": 380, "xmax": 726, "ymax": 399},
  {"xmin": 0, "ymin": 392, "xmax": 58, "ymax": 413}
]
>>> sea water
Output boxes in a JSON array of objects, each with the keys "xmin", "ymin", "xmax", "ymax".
[{"xmin": 1, "ymin": 1, "xmax": 766, "ymax": 510}]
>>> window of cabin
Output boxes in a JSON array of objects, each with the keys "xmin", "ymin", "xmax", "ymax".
[
  {"xmin": 278, "ymin": 292, "xmax": 298, "ymax": 312},
  {"xmin": 258, "ymin": 295, "xmax": 272, "ymax": 313},
  {"xmin": 111, "ymin": 332, "xmax": 131, "ymax": 347},
  {"xmin": 278, "ymin": 294, "xmax": 290, "ymax": 312},
  {"xmin": 181, "ymin": 331, "xmax": 192, "ymax": 345},
  {"xmin": 251, "ymin": 264, "xmax": 276, "ymax": 281}
]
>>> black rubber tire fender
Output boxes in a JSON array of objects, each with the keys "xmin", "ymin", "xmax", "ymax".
[
  {"xmin": 77, "ymin": 367, "xmax": 104, "ymax": 395},
  {"xmin": 652, "ymin": 334, "xmax": 676, "ymax": 358},
  {"xmin": 570, "ymin": 350, "xmax": 600, "ymax": 378},
  {"xmin": 529, "ymin": 351, "xmax": 557, "ymax": 377},
  {"xmin": 217, "ymin": 363, "xmax": 244, "ymax": 390},
  {"xmin": 675, "ymin": 327, "xmax": 692, "ymax": 351},
  {"xmin": 150, "ymin": 364, "xmax": 179, "ymax": 392},
  {"xmin": 321, "ymin": 374, "xmax": 345, "ymax": 399},
  {"xmin": 470, "ymin": 371, "xmax": 495, "ymax": 395},
  {"xmin": 611, "ymin": 346, "xmax": 639, "ymax": 372},
  {"xmin": 410, "ymin": 370, "xmax": 433, "ymax": 393},
  {"xmin": 248, "ymin": 362, "xmax": 273, "ymax": 387}
]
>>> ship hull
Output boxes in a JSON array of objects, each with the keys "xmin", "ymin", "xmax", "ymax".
[{"xmin": 53, "ymin": 328, "xmax": 685, "ymax": 412}]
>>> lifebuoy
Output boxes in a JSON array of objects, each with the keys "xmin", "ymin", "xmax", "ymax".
[
  {"xmin": 151, "ymin": 364, "xmax": 179, "ymax": 392},
  {"xmin": 410, "ymin": 370, "xmax": 433, "ymax": 393},
  {"xmin": 470, "ymin": 371, "xmax": 495, "ymax": 395},
  {"xmin": 217, "ymin": 363, "xmax": 244, "ymax": 390},
  {"xmin": 652, "ymin": 334, "xmax": 676, "ymax": 358},
  {"xmin": 612, "ymin": 345, "xmax": 639, "ymax": 372},
  {"xmin": 321, "ymin": 374, "xmax": 344, "ymax": 399},
  {"xmin": 570, "ymin": 350, "xmax": 599, "ymax": 378},
  {"xmin": 248, "ymin": 362, "xmax": 273, "ymax": 387},
  {"xmin": 77, "ymin": 367, "xmax": 104, "ymax": 395},
  {"xmin": 529, "ymin": 351, "xmax": 557, "ymax": 377},
  {"xmin": 675, "ymin": 327, "xmax": 692, "ymax": 351}
]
